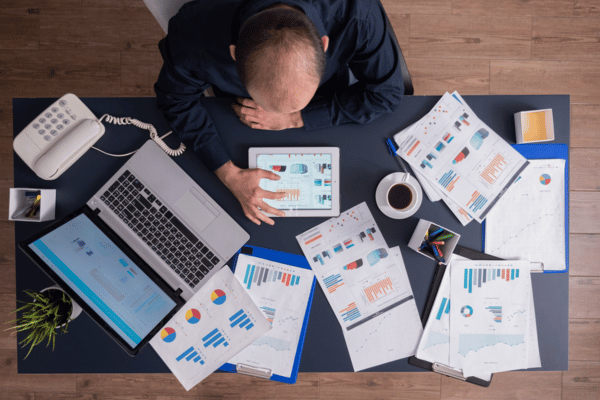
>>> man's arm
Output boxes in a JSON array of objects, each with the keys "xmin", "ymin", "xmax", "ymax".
[
  {"xmin": 154, "ymin": 37, "xmax": 231, "ymax": 172},
  {"xmin": 301, "ymin": 0, "xmax": 404, "ymax": 130}
]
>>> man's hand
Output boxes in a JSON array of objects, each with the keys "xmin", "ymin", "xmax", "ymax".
[
  {"xmin": 215, "ymin": 161, "xmax": 286, "ymax": 225},
  {"xmin": 232, "ymin": 98, "xmax": 304, "ymax": 130}
]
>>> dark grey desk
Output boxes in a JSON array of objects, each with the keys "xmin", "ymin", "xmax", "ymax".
[{"xmin": 13, "ymin": 95, "xmax": 569, "ymax": 373}]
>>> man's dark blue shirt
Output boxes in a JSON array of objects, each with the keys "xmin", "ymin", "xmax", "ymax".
[{"xmin": 155, "ymin": 0, "xmax": 404, "ymax": 171}]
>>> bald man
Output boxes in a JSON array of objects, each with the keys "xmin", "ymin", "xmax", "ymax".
[{"xmin": 155, "ymin": 0, "xmax": 405, "ymax": 225}]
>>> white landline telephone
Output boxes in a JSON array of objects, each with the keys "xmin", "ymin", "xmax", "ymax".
[{"xmin": 13, "ymin": 93, "xmax": 185, "ymax": 180}]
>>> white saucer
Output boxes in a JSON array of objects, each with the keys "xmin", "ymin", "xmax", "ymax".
[{"xmin": 376, "ymin": 172, "xmax": 423, "ymax": 219}]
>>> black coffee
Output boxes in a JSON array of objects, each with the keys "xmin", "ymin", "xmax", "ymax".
[{"xmin": 388, "ymin": 184, "xmax": 413, "ymax": 210}]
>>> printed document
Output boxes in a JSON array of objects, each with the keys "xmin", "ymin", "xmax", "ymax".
[
  {"xmin": 449, "ymin": 260, "xmax": 535, "ymax": 376},
  {"xmin": 416, "ymin": 256, "xmax": 539, "ymax": 379},
  {"xmin": 150, "ymin": 267, "xmax": 271, "ymax": 391},
  {"xmin": 227, "ymin": 254, "xmax": 314, "ymax": 378},
  {"xmin": 394, "ymin": 92, "xmax": 529, "ymax": 222},
  {"xmin": 485, "ymin": 159, "xmax": 566, "ymax": 271},
  {"xmin": 296, "ymin": 202, "xmax": 422, "ymax": 371}
]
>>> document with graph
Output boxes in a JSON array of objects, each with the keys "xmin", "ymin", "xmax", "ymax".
[
  {"xmin": 449, "ymin": 260, "xmax": 536, "ymax": 376},
  {"xmin": 150, "ymin": 267, "xmax": 271, "ymax": 391},
  {"xmin": 393, "ymin": 91, "xmax": 529, "ymax": 221},
  {"xmin": 296, "ymin": 202, "xmax": 422, "ymax": 371},
  {"xmin": 485, "ymin": 159, "xmax": 566, "ymax": 271},
  {"xmin": 227, "ymin": 254, "xmax": 314, "ymax": 379}
]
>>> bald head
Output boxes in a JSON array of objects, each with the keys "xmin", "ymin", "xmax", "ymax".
[{"xmin": 231, "ymin": 6, "xmax": 327, "ymax": 114}]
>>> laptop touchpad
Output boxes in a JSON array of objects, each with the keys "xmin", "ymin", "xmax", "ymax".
[{"xmin": 175, "ymin": 189, "xmax": 218, "ymax": 232}]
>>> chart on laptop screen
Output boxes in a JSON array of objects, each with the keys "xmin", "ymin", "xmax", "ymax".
[
  {"xmin": 257, "ymin": 154, "xmax": 332, "ymax": 210},
  {"xmin": 28, "ymin": 214, "xmax": 177, "ymax": 348}
]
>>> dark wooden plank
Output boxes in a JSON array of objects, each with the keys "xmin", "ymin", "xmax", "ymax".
[
  {"xmin": 570, "ymin": 234, "xmax": 600, "ymax": 276},
  {"xmin": 563, "ymin": 361, "xmax": 600, "ymax": 400},
  {"xmin": 405, "ymin": 57, "xmax": 489, "ymax": 95},
  {"xmin": 440, "ymin": 371, "xmax": 562, "ymax": 399},
  {"xmin": 77, "ymin": 373, "xmax": 241, "ymax": 398},
  {"xmin": 121, "ymin": 51, "xmax": 163, "ymax": 96},
  {"xmin": 238, "ymin": 373, "xmax": 319, "ymax": 399},
  {"xmin": 386, "ymin": 13, "xmax": 410, "ymax": 57},
  {"xmin": 381, "ymin": 0, "xmax": 452, "ymax": 15},
  {"xmin": 491, "ymin": 60, "xmax": 600, "ymax": 103},
  {"xmin": 0, "ymin": 12, "xmax": 39, "ymax": 50},
  {"xmin": 571, "ymin": 192, "xmax": 600, "ymax": 234},
  {"xmin": 452, "ymin": 0, "xmax": 575, "ymax": 16},
  {"xmin": 575, "ymin": 0, "xmax": 600, "ymax": 17},
  {"xmin": 40, "ymin": 7, "xmax": 163, "ymax": 52},
  {"xmin": 82, "ymin": 0, "xmax": 146, "ymax": 7},
  {"xmin": 0, "ymin": 50, "xmax": 121, "ymax": 97},
  {"xmin": 410, "ymin": 15, "xmax": 531, "ymax": 59},
  {"xmin": 572, "ymin": 104, "xmax": 600, "ymax": 148},
  {"xmin": 0, "ymin": 136, "xmax": 14, "ymax": 180},
  {"xmin": 571, "ymin": 149, "xmax": 600, "ymax": 190},
  {"xmin": 0, "ymin": 350, "xmax": 77, "ymax": 394},
  {"xmin": 570, "ymin": 319, "xmax": 600, "ymax": 361},
  {"xmin": 532, "ymin": 17, "xmax": 600, "ymax": 61},
  {"xmin": 570, "ymin": 277, "xmax": 600, "ymax": 318},
  {"xmin": 320, "ymin": 372, "xmax": 441, "ymax": 400}
]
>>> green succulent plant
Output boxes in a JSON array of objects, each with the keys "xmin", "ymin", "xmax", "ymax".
[{"xmin": 5, "ymin": 289, "xmax": 72, "ymax": 359}]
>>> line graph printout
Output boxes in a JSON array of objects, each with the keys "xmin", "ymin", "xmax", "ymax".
[
  {"xmin": 257, "ymin": 153, "xmax": 332, "ymax": 210},
  {"xmin": 449, "ymin": 260, "xmax": 538, "ymax": 376},
  {"xmin": 485, "ymin": 159, "xmax": 566, "ymax": 271},
  {"xmin": 150, "ymin": 268, "xmax": 271, "ymax": 391},
  {"xmin": 297, "ymin": 203, "xmax": 422, "ymax": 371},
  {"xmin": 227, "ymin": 254, "xmax": 314, "ymax": 378},
  {"xmin": 393, "ymin": 91, "xmax": 529, "ymax": 221}
]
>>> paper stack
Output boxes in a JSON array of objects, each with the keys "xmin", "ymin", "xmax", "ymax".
[{"xmin": 393, "ymin": 92, "xmax": 529, "ymax": 225}]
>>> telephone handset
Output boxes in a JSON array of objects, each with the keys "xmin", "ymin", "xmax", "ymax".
[{"xmin": 13, "ymin": 93, "xmax": 185, "ymax": 181}]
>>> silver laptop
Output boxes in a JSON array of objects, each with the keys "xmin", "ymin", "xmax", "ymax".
[{"xmin": 87, "ymin": 140, "xmax": 250, "ymax": 301}]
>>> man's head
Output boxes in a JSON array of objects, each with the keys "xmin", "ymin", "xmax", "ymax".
[{"xmin": 230, "ymin": 5, "xmax": 328, "ymax": 114}]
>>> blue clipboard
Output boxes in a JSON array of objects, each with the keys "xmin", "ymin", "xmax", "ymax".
[
  {"xmin": 219, "ymin": 245, "xmax": 316, "ymax": 384},
  {"xmin": 482, "ymin": 143, "xmax": 569, "ymax": 273}
]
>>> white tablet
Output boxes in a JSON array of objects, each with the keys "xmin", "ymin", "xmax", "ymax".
[{"xmin": 248, "ymin": 147, "xmax": 340, "ymax": 217}]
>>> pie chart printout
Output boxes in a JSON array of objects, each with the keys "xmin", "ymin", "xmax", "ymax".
[
  {"xmin": 211, "ymin": 289, "xmax": 227, "ymax": 305},
  {"xmin": 539, "ymin": 174, "xmax": 551, "ymax": 185},
  {"xmin": 161, "ymin": 327, "xmax": 177, "ymax": 343},
  {"xmin": 185, "ymin": 308, "xmax": 201, "ymax": 324}
]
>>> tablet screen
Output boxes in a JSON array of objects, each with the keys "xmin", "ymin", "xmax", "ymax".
[
  {"xmin": 257, "ymin": 153, "xmax": 333, "ymax": 210},
  {"xmin": 28, "ymin": 213, "xmax": 178, "ymax": 348}
]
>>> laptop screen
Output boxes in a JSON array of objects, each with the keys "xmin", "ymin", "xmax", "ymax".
[{"xmin": 28, "ymin": 213, "xmax": 178, "ymax": 348}]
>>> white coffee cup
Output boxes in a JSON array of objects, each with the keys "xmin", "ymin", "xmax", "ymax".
[{"xmin": 376, "ymin": 172, "xmax": 423, "ymax": 219}]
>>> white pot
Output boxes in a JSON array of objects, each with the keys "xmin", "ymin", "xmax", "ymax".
[{"xmin": 40, "ymin": 285, "xmax": 83, "ymax": 326}]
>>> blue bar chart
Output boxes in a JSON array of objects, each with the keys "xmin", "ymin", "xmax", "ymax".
[
  {"xmin": 436, "ymin": 297, "xmax": 450, "ymax": 320},
  {"xmin": 176, "ymin": 346, "xmax": 206, "ymax": 365},
  {"xmin": 243, "ymin": 264, "xmax": 301, "ymax": 289},
  {"xmin": 229, "ymin": 309, "xmax": 255, "ymax": 331},
  {"xmin": 202, "ymin": 328, "xmax": 229, "ymax": 349},
  {"xmin": 463, "ymin": 268, "xmax": 520, "ymax": 293}
]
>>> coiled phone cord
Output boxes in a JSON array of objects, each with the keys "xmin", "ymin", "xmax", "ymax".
[{"xmin": 92, "ymin": 114, "xmax": 186, "ymax": 157}]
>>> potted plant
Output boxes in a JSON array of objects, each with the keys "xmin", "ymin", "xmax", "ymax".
[{"xmin": 5, "ymin": 286, "xmax": 82, "ymax": 359}]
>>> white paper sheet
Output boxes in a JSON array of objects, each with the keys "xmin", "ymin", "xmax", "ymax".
[
  {"xmin": 150, "ymin": 267, "xmax": 271, "ymax": 391},
  {"xmin": 227, "ymin": 254, "xmax": 314, "ymax": 378},
  {"xmin": 393, "ymin": 92, "xmax": 529, "ymax": 221},
  {"xmin": 485, "ymin": 159, "xmax": 566, "ymax": 271},
  {"xmin": 449, "ymin": 260, "xmax": 533, "ymax": 376},
  {"xmin": 296, "ymin": 203, "xmax": 422, "ymax": 371}
]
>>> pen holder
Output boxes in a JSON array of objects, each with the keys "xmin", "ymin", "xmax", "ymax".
[
  {"xmin": 408, "ymin": 219, "xmax": 460, "ymax": 265},
  {"xmin": 8, "ymin": 188, "xmax": 56, "ymax": 222}
]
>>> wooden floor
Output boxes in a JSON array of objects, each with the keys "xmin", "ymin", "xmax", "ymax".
[{"xmin": 1, "ymin": 0, "xmax": 599, "ymax": 398}]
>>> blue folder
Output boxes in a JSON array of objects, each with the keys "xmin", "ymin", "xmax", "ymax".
[
  {"xmin": 482, "ymin": 143, "xmax": 569, "ymax": 273},
  {"xmin": 220, "ymin": 245, "xmax": 316, "ymax": 384}
]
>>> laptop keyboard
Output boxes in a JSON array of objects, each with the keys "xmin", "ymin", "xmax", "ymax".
[{"xmin": 100, "ymin": 170, "xmax": 219, "ymax": 289}]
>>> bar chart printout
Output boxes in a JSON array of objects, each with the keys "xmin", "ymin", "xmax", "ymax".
[
  {"xmin": 150, "ymin": 267, "xmax": 271, "ymax": 391},
  {"xmin": 449, "ymin": 260, "xmax": 535, "ymax": 377},
  {"xmin": 228, "ymin": 253, "xmax": 315, "ymax": 379}
]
